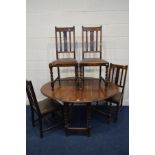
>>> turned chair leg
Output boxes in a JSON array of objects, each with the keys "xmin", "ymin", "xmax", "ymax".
[
  {"xmin": 105, "ymin": 64, "xmax": 109, "ymax": 84},
  {"xmin": 99, "ymin": 66, "xmax": 102, "ymax": 80},
  {"xmin": 75, "ymin": 65, "xmax": 79, "ymax": 82},
  {"xmin": 31, "ymin": 109, "xmax": 35, "ymax": 127},
  {"xmin": 39, "ymin": 117, "xmax": 43, "ymax": 138},
  {"xmin": 120, "ymin": 97, "xmax": 124, "ymax": 112},
  {"xmin": 81, "ymin": 66, "xmax": 85, "ymax": 88},
  {"xmin": 49, "ymin": 67, "xmax": 54, "ymax": 90},
  {"xmin": 107, "ymin": 101, "xmax": 112, "ymax": 124},
  {"xmin": 80, "ymin": 65, "xmax": 84, "ymax": 80},
  {"xmin": 57, "ymin": 67, "xmax": 60, "ymax": 83},
  {"xmin": 114, "ymin": 104, "xmax": 119, "ymax": 122},
  {"xmin": 79, "ymin": 65, "xmax": 83, "ymax": 80}
]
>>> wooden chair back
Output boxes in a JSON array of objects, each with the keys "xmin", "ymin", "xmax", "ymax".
[
  {"xmin": 55, "ymin": 26, "xmax": 75, "ymax": 59},
  {"xmin": 108, "ymin": 63, "xmax": 128, "ymax": 94},
  {"xmin": 26, "ymin": 80, "xmax": 41, "ymax": 115},
  {"xmin": 82, "ymin": 26, "xmax": 102, "ymax": 59}
]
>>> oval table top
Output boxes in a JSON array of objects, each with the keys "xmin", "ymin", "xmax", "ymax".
[{"xmin": 41, "ymin": 77, "xmax": 119, "ymax": 103}]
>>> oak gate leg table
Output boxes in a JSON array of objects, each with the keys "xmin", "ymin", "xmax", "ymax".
[{"xmin": 41, "ymin": 77, "xmax": 118, "ymax": 136}]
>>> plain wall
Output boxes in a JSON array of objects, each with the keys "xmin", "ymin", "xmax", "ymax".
[{"xmin": 26, "ymin": 0, "xmax": 129, "ymax": 105}]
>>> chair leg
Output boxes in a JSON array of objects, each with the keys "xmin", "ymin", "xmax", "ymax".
[
  {"xmin": 82, "ymin": 66, "xmax": 84, "ymax": 80},
  {"xmin": 31, "ymin": 109, "xmax": 35, "ymax": 127},
  {"xmin": 39, "ymin": 117, "xmax": 43, "ymax": 138},
  {"xmin": 107, "ymin": 102, "xmax": 112, "ymax": 123},
  {"xmin": 80, "ymin": 65, "xmax": 83, "ymax": 80},
  {"xmin": 99, "ymin": 66, "xmax": 102, "ymax": 80},
  {"xmin": 114, "ymin": 104, "xmax": 119, "ymax": 122},
  {"xmin": 120, "ymin": 97, "xmax": 124, "ymax": 111},
  {"xmin": 105, "ymin": 64, "xmax": 109, "ymax": 85},
  {"xmin": 57, "ymin": 67, "xmax": 60, "ymax": 81},
  {"xmin": 49, "ymin": 67, "xmax": 54, "ymax": 90},
  {"xmin": 75, "ymin": 66, "xmax": 78, "ymax": 81}
]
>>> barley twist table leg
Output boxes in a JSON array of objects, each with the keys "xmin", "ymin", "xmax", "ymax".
[
  {"xmin": 64, "ymin": 103, "xmax": 69, "ymax": 135},
  {"xmin": 87, "ymin": 103, "xmax": 91, "ymax": 136}
]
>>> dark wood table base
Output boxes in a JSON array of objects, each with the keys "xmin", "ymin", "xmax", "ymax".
[
  {"xmin": 64, "ymin": 103, "xmax": 91, "ymax": 136},
  {"xmin": 41, "ymin": 77, "xmax": 119, "ymax": 136}
]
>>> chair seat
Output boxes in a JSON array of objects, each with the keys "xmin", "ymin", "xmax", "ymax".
[
  {"xmin": 49, "ymin": 58, "xmax": 78, "ymax": 67},
  {"xmin": 109, "ymin": 92, "xmax": 122, "ymax": 104},
  {"xmin": 38, "ymin": 98, "xmax": 62, "ymax": 115},
  {"xmin": 79, "ymin": 58, "xmax": 108, "ymax": 66}
]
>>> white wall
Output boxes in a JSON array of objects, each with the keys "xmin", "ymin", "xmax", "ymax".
[{"xmin": 26, "ymin": 0, "xmax": 129, "ymax": 105}]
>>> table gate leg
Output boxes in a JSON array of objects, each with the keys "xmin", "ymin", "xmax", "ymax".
[
  {"xmin": 114, "ymin": 104, "xmax": 119, "ymax": 122},
  {"xmin": 64, "ymin": 103, "xmax": 69, "ymax": 135},
  {"xmin": 87, "ymin": 103, "xmax": 91, "ymax": 136}
]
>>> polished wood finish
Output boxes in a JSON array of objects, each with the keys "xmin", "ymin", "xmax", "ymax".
[
  {"xmin": 79, "ymin": 26, "xmax": 109, "ymax": 81},
  {"xmin": 49, "ymin": 26, "xmax": 78, "ymax": 90},
  {"xmin": 107, "ymin": 63, "xmax": 128, "ymax": 121},
  {"xmin": 41, "ymin": 77, "xmax": 119, "ymax": 103},
  {"xmin": 26, "ymin": 80, "xmax": 63, "ymax": 138},
  {"xmin": 41, "ymin": 77, "xmax": 119, "ymax": 135}
]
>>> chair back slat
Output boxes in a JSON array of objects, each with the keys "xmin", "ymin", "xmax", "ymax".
[
  {"xmin": 63, "ymin": 31, "xmax": 68, "ymax": 51},
  {"xmin": 55, "ymin": 26, "xmax": 75, "ymax": 59},
  {"xmin": 90, "ymin": 31, "xmax": 94, "ymax": 51},
  {"xmin": 100, "ymin": 27, "xmax": 102, "ymax": 58},
  {"xmin": 73, "ymin": 28, "xmax": 75, "ymax": 58},
  {"xmin": 82, "ymin": 26, "xmax": 102, "ymax": 59},
  {"xmin": 86, "ymin": 30, "xmax": 88, "ymax": 51},
  {"xmin": 108, "ymin": 63, "xmax": 128, "ymax": 94},
  {"xmin": 26, "ymin": 80, "xmax": 41, "ymax": 115},
  {"xmin": 119, "ymin": 68, "xmax": 124, "ymax": 86},
  {"xmin": 59, "ymin": 32, "xmax": 62, "ymax": 52},
  {"xmin": 111, "ymin": 67, "xmax": 115, "ymax": 82},
  {"xmin": 55, "ymin": 30, "xmax": 58, "ymax": 58},
  {"xmin": 96, "ymin": 30, "xmax": 98, "ymax": 51},
  {"xmin": 115, "ymin": 68, "xmax": 120, "ymax": 84},
  {"xmin": 69, "ymin": 31, "xmax": 71, "ymax": 52}
]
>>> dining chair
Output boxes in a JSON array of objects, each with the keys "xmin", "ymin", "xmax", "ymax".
[
  {"xmin": 26, "ymin": 80, "xmax": 63, "ymax": 138},
  {"xmin": 107, "ymin": 63, "xmax": 128, "ymax": 122},
  {"xmin": 49, "ymin": 26, "xmax": 78, "ymax": 90},
  {"xmin": 79, "ymin": 26, "xmax": 109, "ymax": 82}
]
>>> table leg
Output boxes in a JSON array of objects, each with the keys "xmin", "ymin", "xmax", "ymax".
[
  {"xmin": 63, "ymin": 103, "xmax": 92, "ymax": 136},
  {"xmin": 87, "ymin": 103, "xmax": 91, "ymax": 136}
]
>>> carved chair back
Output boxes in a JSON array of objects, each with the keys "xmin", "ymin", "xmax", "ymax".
[
  {"xmin": 26, "ymin": 80, "xmax": 41, "ymax": 115},
  {"xmin": 55, "ymin": 26, "xmax": 76, "ymax": 59},
  {"xmin": 82, "ymin": 26, "xmax": 102, "ymax": 59},
  {"xmin": 108, "ymin": 63, "xmax": 128, "ymax": 94}
]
